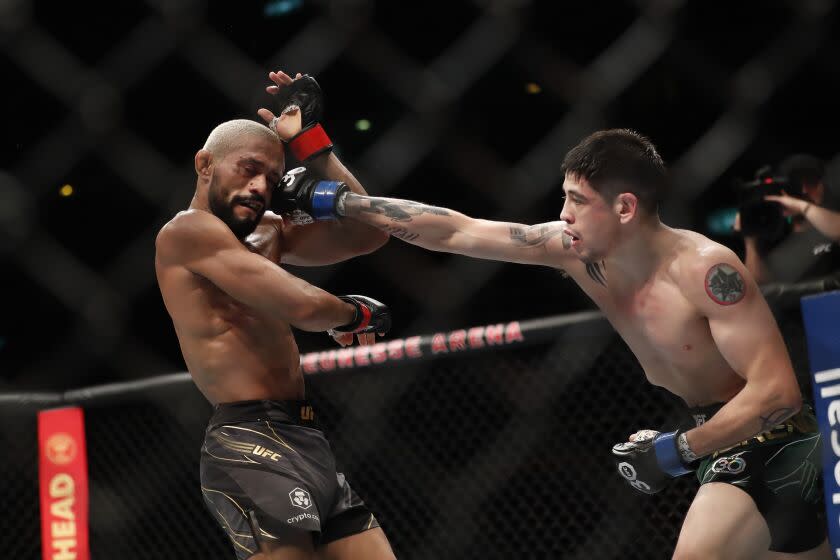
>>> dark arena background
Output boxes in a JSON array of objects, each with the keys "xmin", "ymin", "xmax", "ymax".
[{"xmin": 2, "ymin": 1, "xmax": 840, "ymax": 559}]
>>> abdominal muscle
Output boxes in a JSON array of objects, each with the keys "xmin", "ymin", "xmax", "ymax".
[
  {"xmin": 162, "ymin": 268, "xmax": 305, "ymax": 405},
  {"xmin": 177, "ymin": 321, "xmax": 304, "ymax": 405},
  {"xmin": 610, "ymin": 317, "xmax": 746, "ymax": 407},
  {"xmin": 568, "ymin": 261, "xmax": 747, "ymax": 407}
]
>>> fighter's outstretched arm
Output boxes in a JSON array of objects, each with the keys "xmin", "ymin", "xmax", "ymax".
[
  {"xmin": 340, "ymin": 193, "xmax": 575, "ymax": 267},
  {"xmin": 679, "ymin": 250, "xmax": 802, "ymax": 457}
]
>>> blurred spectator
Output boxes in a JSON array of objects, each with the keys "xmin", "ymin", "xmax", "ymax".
[{"xmin": 735, "ymin": 154, "xmax": 840, "ymax": 284}]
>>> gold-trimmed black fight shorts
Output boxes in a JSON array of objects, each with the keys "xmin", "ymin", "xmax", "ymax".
[
  {"xmin": 688, "ymin": 403, "xmax": 824, "ymax": 553},
  {"xmin": 200, "ymin": 400, "xmax": 379, "ymax": 559}
]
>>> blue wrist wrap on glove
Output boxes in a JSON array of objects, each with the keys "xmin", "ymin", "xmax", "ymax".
[
  {"xmin": 310, "ymin": 181, "xmax": 343, "ymax": 220},
  {"xmin": 654, "ymin": 431, "xmax": 693, "ymax": 476}
]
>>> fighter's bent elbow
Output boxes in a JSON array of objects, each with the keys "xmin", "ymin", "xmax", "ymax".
[
  {"xmin": 783, "ymin": 391, "xmax": 803, "ymax": 415},
  {"xmin": 767, "ymin": 379, "xmax": 803, "ymax": 417}
]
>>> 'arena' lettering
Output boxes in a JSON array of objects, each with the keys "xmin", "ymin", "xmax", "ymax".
[
  {"xmin": 505, "ymin": 322, "xmax": 524, "ymax": 343},
  {"xmin": 485, "ymin": 324, "xmax": 504, "ymax": 345},
  {"xmin": 431, "ymin": 334, "xmax": 448, "ymax": 354},
  {"xmin": 448, "ymin": 330, "xmax": 467, "ymax": 351},
  {"xmin": 468, "ymin": 327, "xmax": 485, "ymax": 348}
]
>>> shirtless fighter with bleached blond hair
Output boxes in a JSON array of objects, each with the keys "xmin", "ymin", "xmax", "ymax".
[{"xmin": 156, "ymin": 70, "xmax": 396, "ymax": 560}]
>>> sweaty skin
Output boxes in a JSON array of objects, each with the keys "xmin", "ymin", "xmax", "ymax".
[
  {"xmin": 157, "ymin": 213, "xmax": 307, "ymax": 404},
  {"xmin": 338, "ymin": 173, "xmax": 803, "ymax": 459},
  {"xmin": 156, "ymin": 127, "xmax": 387, "ymax": 406}
]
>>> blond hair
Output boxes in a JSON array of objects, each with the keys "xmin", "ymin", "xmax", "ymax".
[{"xmin": 202, "ymin": 119, "xmax": 280, "ymax": 156}]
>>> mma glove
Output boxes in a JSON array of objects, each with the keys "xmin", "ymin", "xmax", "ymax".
[
  {"xmin": 611, "ymin": 429, "xmax": 697, "ymax": 495},
  {"xmin": 272, "ymin": 166, "xmax": 348, "ymax": 222},
  {"xmin": 275, "ymin": 75, "xmax": 333, "ymax": 162},
  {"xmin": 332, "ymin": 296, "xmax": 391, "ymax": 335}
]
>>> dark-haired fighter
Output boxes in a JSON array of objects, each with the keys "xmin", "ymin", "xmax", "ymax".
[
  {"xmin": 281, "ymin": 128, "xmax": 828, "ymax": 559},
  {"xmin": 155, "ymin": 74, "xmax": 396, "ymax": 558}
]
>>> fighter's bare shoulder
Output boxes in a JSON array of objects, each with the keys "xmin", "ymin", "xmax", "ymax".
[
  {"xmin": 671, "ymin": 229, "xmax": 751, "ymax": 309},
  {"xmin": 155, "ymin": 209, "xmax": 232, "ymax": 264}
]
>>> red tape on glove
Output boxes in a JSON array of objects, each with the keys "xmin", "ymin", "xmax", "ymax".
[
  {"xmin": 288, "ymin": 123, "xmax": 333, "ymax": 161},
  {"xmin": 354, "ymin": 304, "xmax": 372, "ymax": 332}
]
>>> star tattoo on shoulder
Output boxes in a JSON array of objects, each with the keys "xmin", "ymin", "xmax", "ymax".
[{"xmin": 704, "ymin": 263, "xmax": 745, "ymax": 305}]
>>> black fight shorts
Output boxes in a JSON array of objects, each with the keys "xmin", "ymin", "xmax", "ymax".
[
  {"xmin": 200, "ymin": 400, "xmax": 379, "ymax": 559},
  {"xmin": 689, "ymin": 403, "xmax": 825, "ymax": 553}
]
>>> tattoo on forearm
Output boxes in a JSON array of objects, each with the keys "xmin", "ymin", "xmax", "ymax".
[
  {"xmin": 379, "ymin": 224, "xmax": 420, "ymax": 241},
  {"xmin": 759, "ymin": 407, "xmax": 796, "ymax": 431},
  {"xmin": 345, "ymin": 194, "xmax": 451, "ymax": 223},
  {"xmin": 508, "ymin": 224, "xmax": 565, "ymax": 248},
  {"xmin": 586, "ymin": 261, "xmax": 607, "ymax": 286}
]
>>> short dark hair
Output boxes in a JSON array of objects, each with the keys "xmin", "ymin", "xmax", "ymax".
[
  {"xmin": 562, "ymin": 129, "xmax": 668, "ymax": 214},
  {"xmin": 778, "ymin": 153, "xmax": 825, "ymax": 189}
]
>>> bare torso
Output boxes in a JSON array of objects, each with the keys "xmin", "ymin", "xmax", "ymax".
[
  {"xmin": 156, "ymin": 214, "xmax": 304, "ymax": 404},
  {"xmin": 564, "ymin": 228, "xmax": 746, "ymax": 406}
]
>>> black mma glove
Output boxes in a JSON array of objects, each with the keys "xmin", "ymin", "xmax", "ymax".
[
  {"xmin": 611, "ymin": 429, "xmax": 696, "ymax": 495},
  {"xmin": 272, "ymin": 167, "xmax": 348, "ymax": 221},
  {"xmin": 275, "ymin": 75, "xmax": 333, "ymax": 162},
  {"xmin": 332, "ymin": 296, "xmax": 391, "ymax": 335}
]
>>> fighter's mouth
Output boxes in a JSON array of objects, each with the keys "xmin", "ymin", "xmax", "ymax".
[
  {"xmin": 237, "ymin": 199, "xmax": 264, "ymax": 212},
  {"xmin": 563, "ymin": 228, "xmax": 581, "ymax": 250}
]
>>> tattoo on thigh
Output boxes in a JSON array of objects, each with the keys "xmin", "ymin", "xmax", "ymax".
[
  {"xmin": 759, "ymin": 407, "xmax": 795, "ymax": 431},
  {"xmin": 586, "ymin": 261, "xmax": 607, "ymax": 286},
  {"xmin": 508, "ymin": 224, "xmax": 565, "ymax": 248}
]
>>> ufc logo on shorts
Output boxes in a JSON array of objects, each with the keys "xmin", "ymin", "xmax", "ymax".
[
  {"xmin": 289, "ymin": 487, "xmax": 312, "ymax": 509},
  {"xmin": 618, "ymin": 461, "xmax": 651, "ymax": 492},
  {"xmin": 252, "ymin": 445, "xmax": 280, "ymax": 461}
]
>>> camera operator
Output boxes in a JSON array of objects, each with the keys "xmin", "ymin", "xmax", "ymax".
[{"xmin": 735, "ymin": 154, "xmax": 840, "ymax": 284}]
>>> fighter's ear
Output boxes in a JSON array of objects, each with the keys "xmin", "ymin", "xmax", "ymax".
[
  {"xmin": 195, "ymin": 149, "xmax": 213, "ymax": 178},
  {"xmin": 616, "ymin": 192, "xmax": 638, "ymax": 224}
]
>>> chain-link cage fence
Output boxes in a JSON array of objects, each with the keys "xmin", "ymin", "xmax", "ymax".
[{"xmin": 0, "ymin": 297, "xmax": 827, "ymax": 560}]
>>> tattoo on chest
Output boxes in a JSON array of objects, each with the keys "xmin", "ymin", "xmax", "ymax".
[
  {"xmin": 704, "ymin": 263, "xmax": 745, "ymax": 305},
  {"xmin": 759, "ymin": 407, "xmax": 796, "ymax": 431},
  {"xmin": 508, "ymin": 224, "xmax": 564, "ymax": 247},
  {"xmin": 585, "ymin": 261, "xmax": 607, "ymax": 286}
]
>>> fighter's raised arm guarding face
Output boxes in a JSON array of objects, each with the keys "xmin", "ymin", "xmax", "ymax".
[{"xmin": 277, "ymin": 128, "xmax": 828, "ymax": 558}]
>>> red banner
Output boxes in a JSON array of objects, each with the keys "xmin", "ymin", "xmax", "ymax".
[{"xmin": 38, "ymin": 407, "xmax": 90, "ymax": 560}]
